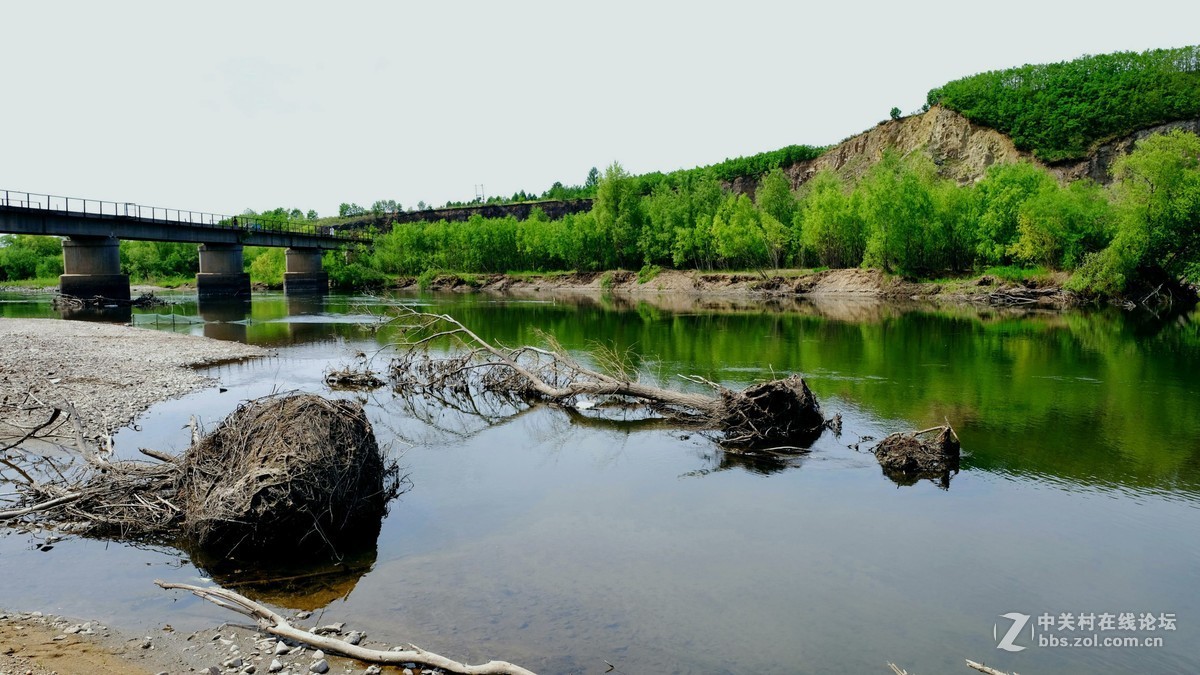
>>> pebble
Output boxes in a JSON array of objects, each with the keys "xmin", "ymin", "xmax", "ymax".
[
  {"xmin": 402, "ymin": 669, "xmax": 413, "ymax": 675},
  {"xmin": 224, "ymin": 656, "xmax": 245, "ymax": 668},
  {"xmin": 141, "ymin": 637, "xmax": 153, "ymax": 649},
  {"xmin": 275, "ymin": 641, "xmax": 290, "ymax": 655},
  {"xmin": 363, "ymin": 667, "xmax": 382, "ymax": 675},
  {"xmin": 345, "ymin": 631, "xmax": 364, "ymax": 645},
  {"xmin": 268, "ymin": 659, "xmax": 284, "ymax": 673},
  {"xmin": 312, "ymin": 650, "xmax": 325, "ymax": 660},
  {"xmin": 310, "ymin": 659, "xmax": 330, "ymax": 674},
  {"xmin": 242, "ymin": 665, "xmax": 257, "ymax": 674},
  {"xmin": 295, "ymin": 611, "xmax": 312, "ymax": 620}
]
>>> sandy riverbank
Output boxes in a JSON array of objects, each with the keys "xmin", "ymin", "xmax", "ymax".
[
  {"xmin": 0, "ymin": 319, "xmax": 268, "ymax": 442},
  {"xmin": 0, "ymin": 320, "xmax": 274, "ymax": 674}
]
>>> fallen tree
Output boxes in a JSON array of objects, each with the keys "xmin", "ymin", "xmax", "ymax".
[{"xmin": 387, "ymin": 310, "xmax": 827, "ymax": 449}]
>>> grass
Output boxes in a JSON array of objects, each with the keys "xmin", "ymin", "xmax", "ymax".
[
  {"xmin": 0, "ymin": 276, "xmax": 59, "ymax": 289},
  {"xmin": 637, "ymin": 264, "xmax": 662, "ymax": 284},
  {"xmin": 981, "ymin": 265, "xmax": 1052, "ymax": 284},
  {"xmin": 130, "ymin": 274, "xmax": 193, "ymax": 288}
]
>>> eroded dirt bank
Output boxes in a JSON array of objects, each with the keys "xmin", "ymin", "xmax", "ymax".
[{"xmin": 400, "ymin": 268, "xmax": 1079, "ymax": 310}]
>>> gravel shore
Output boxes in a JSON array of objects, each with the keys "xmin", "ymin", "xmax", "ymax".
[{"xmin": 0, "ymin": 318, "xmax": 268, "ymax": 441}]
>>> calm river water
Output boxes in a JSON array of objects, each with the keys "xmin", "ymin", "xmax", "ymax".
[{"xmin": 1, "ymin": 290, "xmax": 1198, "ymax": 674}]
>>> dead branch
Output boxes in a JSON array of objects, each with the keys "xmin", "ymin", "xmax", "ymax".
[
  {"xmin": 156, "ymin": 581, "xmax": 537, "ymax": 675},
  {"xmin": 966, "ymin": 659, "xmax": 1017, "ymax": 675},
  {"xmin": 0, "ymin": 405, "xmax": 63, "ymax": 453},
  {"xmin": 387, "ymin": 310, "xmax": 825, "ymax": 449},
  {"xmin": 0, "ymin": 492, "xmax": 82, "ymax": 521}
]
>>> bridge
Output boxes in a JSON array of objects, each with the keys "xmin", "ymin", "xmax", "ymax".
[{"xmin": 0, "ymin": 189, "xmax": 369, "ymax": 299}]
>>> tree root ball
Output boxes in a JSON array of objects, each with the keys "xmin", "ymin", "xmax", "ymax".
[
  {"xmin": 873, "ymin": 425, "xmax": 961, "ymax": 486},
  {"xmin": 718, "ymin": 375, "xmax": 824, "ymax": 448},
  {"xmin": 178, "ymin": 393, "xmax": 399, "ymax": 559}
]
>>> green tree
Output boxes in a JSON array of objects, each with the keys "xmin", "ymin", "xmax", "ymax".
[
  {"xmin": 859, "ymin": 151, "xmax": 937, "ymax": 275},
  {"xmin": 798, "ymin": 170, "xmax": 864, "ymax": 268},
  {"xmin": 890, "ymin": 107, "xmax": 902, "ymax": 120},
  {"xmin": 1010, "ymin": 179, "xmax": 1113, "ymax": 269},
  {"xmin": 710, "ymin": 195, "xmax": 768, "ymax": 269},
  {"xmin": 0, "ymin": 235, "xmax": 63, "ymax": 281},
  {"xmin": 974, "ymin": 162, "xmax": 1058, "ymax": 266},
  {"xmin": 592, "ymin": 162, "xmax": 643, "ymax": 268},
  {"xmin": 1071, "ymin": 130, "xmax": 1200, "ymax": 294},
  {"xmin": 755, "ymin": 168, "xmax": 797, "ymax": 233}
]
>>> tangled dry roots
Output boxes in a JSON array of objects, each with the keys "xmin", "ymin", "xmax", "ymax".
[
  {"xmin": 178, "ymin": 394, "xmax": 399, "ymax": 558},
  {"xmin": 718, "ymin": 375, "xmax": 824, "ymax": 448},
  {"xmin": 873, "ymin": 425, "xmax": 961, "ymax": 486}
]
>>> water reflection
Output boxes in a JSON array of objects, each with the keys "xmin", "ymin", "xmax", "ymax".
[
  {"xmin": 4, "ymin": 289, "xmax": 1200, "ymax": 498},
  {"xmin": 198, "ymin": 297, "xmax": 250, "ymax": 342},
  {"xmin": 57, "ymin": 303, "xmax": 133, "ymax": 323},
  {"xmin": 190, "ymin": 546, "xmax": 378, "ymax": 611}
]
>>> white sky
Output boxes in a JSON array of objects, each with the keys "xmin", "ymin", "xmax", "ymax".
[{"xmin": 2, "ymin": 1, "xmax": 1198, "ymax": 217}]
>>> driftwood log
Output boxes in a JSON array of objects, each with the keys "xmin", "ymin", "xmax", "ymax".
[
  {"xmin": 387, "ymin": 311, "xmax": 826, "ymax": 449},
  {"xmin": 156, "ymin": 581, "xmax": 537, "ymax": 675}
]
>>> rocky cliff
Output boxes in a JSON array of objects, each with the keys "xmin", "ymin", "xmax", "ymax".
[{"xmin": 730, "ymin": 106, "xmax": 1200, "ymax": 196}]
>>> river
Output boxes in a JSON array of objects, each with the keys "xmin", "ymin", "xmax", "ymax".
[{"xmin": 1, "ymin": 290, "xmax": 1197, "ymax": 674}]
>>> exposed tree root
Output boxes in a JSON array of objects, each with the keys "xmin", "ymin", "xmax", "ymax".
[
  {"xmin": 323, "ymin": 365, "xmax": 385, "ymax": 390},
  {"xmin": 156, "ymin": 581, "xmax": 537, "ymax": 675},
  {"xmin": 1, "ymin": 392, "xmax": 403, "ymax": 560},
  {"xmin": 872, "ymin": 425, "xmax": 961, "ymax": 488},
  {"xmin": 386, "ymin": 310, "xmax": 825, "ymax": 449}
]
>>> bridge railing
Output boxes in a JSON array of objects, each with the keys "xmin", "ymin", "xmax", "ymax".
[{"xmin": 0, "ymin": 189, "xmax": 368, "ymax": 242}]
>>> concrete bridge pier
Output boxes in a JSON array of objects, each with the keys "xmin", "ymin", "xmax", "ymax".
[
  {"xmin": 59, "ymin": 236, "xmax": 130, "ymax": 300},
  {"xmin": 283, "ymin": 248, "xmax": 328, "ymax": 294},
  {"xmin": 196, "ymin": 244, "xmax": 251, "ymax": 298}
]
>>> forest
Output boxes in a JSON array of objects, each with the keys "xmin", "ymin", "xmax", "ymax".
[
  {"xmin": 928, "ymin": 45, "xmax": 1200, "ymax": 161},
  {"xmin": 3, "ymin": 130, "xmax": 1198, "ymax": 299},
  {"xmin": 333, "ymin": 129, "xmax": 1199, "ymax": 296}
]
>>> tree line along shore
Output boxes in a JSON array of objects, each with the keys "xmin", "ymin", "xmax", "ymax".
[{"xmin": 3, "ymin": 45, "xmax": 1198, "ymax": 303}]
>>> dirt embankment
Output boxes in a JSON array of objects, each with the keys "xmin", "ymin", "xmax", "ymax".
[
  {"xmin": 728, "ymin": 106, "xmax": 1200, "ymax": 197},
  {"xmin": 400, "ymin": 268, "xmax": 1077, "ymax": 310}
]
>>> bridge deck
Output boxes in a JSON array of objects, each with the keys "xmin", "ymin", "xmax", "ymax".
[{"xmin": 0, "ymin": 190, "xmax": 366, "ymax": 250}]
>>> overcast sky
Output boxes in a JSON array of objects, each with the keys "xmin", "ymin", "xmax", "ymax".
[{"xmin": 2, "ymin": 1, "xmax": 1198, "ymax": 217}]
